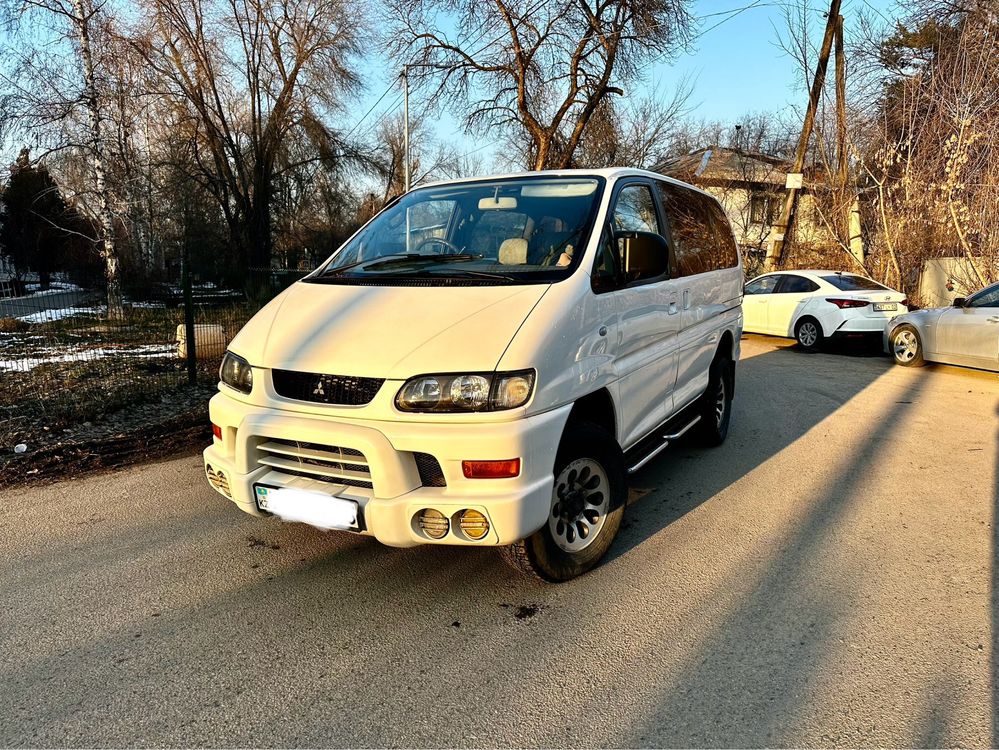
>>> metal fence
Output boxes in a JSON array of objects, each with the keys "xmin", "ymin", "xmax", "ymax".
[{"xmin": 0, "ymin": 269, "xmax": 305, "ymax": 456}]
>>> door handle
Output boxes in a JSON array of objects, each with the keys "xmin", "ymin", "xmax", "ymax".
[
  {"xmin": 668, "ymin": 299, "xmax": 679, "ymax": 315},
  {"xmin": 682, "ymin": 290, "xmax": 691, "ymax": 310}
]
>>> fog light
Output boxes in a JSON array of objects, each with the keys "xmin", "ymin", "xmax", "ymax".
[
  {"xmin": 418, "ymin": 508, "xmax": 449, "ymax": 539},
  {"xmin": 459, "ymin": 509, "xmax": 489, "ymax": 540}
]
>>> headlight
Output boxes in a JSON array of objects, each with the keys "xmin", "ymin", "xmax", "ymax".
[
  {"xmin": 219, "ymin": 351, "xmax": 253, "ymax": 394},
  {"xmin": 396, "ymin": 370, "xmax": 535, "ymax": 412}
]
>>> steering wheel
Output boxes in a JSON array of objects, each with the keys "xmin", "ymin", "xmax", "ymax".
[{"xmin": 413, "ymin": 236, "xmax": 462, "ymax": 255}]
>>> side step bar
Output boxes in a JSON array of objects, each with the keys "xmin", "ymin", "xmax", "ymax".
[{"xmin": 626, "ymin": 415, "xmax": 701, "ymax": 474}]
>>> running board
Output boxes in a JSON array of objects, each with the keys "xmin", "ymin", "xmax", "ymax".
[{"xmin": 626, "ymin": 415, "xmax": 702, "ymax": 474}]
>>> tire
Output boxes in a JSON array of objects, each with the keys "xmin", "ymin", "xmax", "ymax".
[
  {"xmin": 500, "ymin": 422, "xmax": 626, "ymax": 582},
  {"xmin": 890, "ymin": 324, "xmax": 925, "ymax": 367},
  {"xmin": 795, "ymin": 317, "xmax": 823, "ymax": 352},
  {"xmin": 694, "ymin": 352, "xmax": 735, "ymax": 447}
]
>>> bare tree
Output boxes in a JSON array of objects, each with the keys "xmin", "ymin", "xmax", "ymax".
[
  {"xmin": 1, "ymin": 0, "xmax": 124, "ymax": 318},
  {"xmin": 132, "ymin": 0, "xmax": 367, "ymax": 290},
  {"xmin": 387, "ymin": 0, "xmax": 694, "ymax": 170},
  {"xmin": 855, "ymin": 0, "xmax": 999, "ymax": 295}
]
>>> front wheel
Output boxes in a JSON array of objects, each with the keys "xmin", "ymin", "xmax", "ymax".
[
  {"xmin": 795, "ymin": 317, "xmax": 823, "ymax": 352},
  {"xmin": 501, "ymin": 422, "xmax": 626, "ymax": 582},
  {"xmin": 891, "ymin": 324, "xmax": 925, "ymax": 367}
]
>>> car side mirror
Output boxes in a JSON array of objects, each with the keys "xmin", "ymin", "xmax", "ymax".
[
  {"xmin": 953, "ymin": 297, "xmax": 967, "ymax": 308},
  {"xmin": 616, "ymin": 231, "xmax": 669, "ymax": 282}
]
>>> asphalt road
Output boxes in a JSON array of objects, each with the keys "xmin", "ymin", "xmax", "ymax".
[{"xmin": 2, "ymin": 336, "xmax": 996, "ymax": 747}]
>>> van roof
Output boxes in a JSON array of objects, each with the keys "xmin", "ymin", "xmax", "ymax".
[{"xmin": 417, "ymin": 167, "xmax": 717, "ymax": 201}]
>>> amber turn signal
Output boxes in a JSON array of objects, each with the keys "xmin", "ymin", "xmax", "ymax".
[{"xmin": 461, "ymin": 458, "xmax": 521, "ymax": 479}]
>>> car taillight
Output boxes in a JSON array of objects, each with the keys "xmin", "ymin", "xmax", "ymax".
[
  {"xmin": 826, "ymin": 298, "xmax": 870, "ymax": 309},
  {"xmin": 901, "ymin": 298, "xmax": 909, "ymax": 307}
]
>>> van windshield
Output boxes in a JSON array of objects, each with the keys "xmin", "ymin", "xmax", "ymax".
[{"xmin": 309, "ymin": 176, "xmax": 604, "ymax": 285}]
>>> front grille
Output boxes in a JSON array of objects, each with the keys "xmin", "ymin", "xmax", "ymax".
[
  {"xmin": 414, "ymin": 452, "xmax": 446, "ymax": 487},
  {"xmin": 257, "ymin": 438, "xmax": 373, "ymax": 489},
  {"xmin": 272, "ymin": 369, "xmax": 384, "ymax": 406}
]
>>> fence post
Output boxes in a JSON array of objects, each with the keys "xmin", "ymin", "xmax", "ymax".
[{"xmin": 182, "ymin": 244, "xmax": 197, "ymax": 385}]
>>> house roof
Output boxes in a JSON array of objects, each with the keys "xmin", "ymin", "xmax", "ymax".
[{"xmin": 655, "ymin": 147, "xmax": 790, "ymax": 186}]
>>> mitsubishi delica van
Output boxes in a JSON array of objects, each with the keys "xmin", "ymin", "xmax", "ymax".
[{"xmin": 204, "ymin": 168, "xmax": 743, "ymax": 581}]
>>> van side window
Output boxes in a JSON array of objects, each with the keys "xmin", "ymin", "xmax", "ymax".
[
  {"xmin": 658, "ymin": 183, "xmax": 738, "ymax": 276},
  {"xmin": 613, "ymin": 185, "xmax": 661, "ymax": 234}
]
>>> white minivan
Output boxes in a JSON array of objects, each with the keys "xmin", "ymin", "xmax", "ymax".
[{"xmin": 204, "ymin": 169, "xmax": 743, "ymax": 581}]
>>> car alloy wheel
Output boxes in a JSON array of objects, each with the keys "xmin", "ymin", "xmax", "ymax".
[
  {"xmin": 798, "ymin": 321, "xmax": 819, "ymax": 348},
  {"xmin": 548, "ymin": 458, "xmax": 609, "ymax": 553},
  {"xmin": 714, "ymin": 375, "xmax": 727, "ymax": 428},
  {"xmin": 893, "ymin": 329, "xmax": 919, "ymax": 363}
]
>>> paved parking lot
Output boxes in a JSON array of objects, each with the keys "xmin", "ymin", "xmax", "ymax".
[{"xmin": 1, "ymin": 335, "xmax": 996, "ymax": 747}]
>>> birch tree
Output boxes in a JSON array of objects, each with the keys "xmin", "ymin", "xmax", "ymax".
[{"xmin": 1, "ymin": 0, "xmax": 124, "ymax": 318}]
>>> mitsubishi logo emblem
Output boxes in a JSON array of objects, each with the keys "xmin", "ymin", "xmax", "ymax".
[{"xmin": 312, "ymin": 378, "xmax": 326, "ymax": 397}]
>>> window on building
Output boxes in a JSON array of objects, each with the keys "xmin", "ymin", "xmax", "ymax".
[{"xmin": 750, "ymin": 194, "xmax": 778, "ymax": 225}]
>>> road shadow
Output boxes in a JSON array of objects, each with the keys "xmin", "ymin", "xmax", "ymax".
[{"xmin": 612, "ymin": 340, "xmax": 892, "ymax": 562}]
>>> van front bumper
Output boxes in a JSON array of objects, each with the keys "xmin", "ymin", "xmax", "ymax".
[{"xmin": 202, "ymin": 393, "xmax": 570, "ymax": 548}]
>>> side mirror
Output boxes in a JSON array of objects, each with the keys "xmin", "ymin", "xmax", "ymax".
[
  {"xmin": 617, "ymin": 231, "xmax": 669, "ymax": 282},
  {"xmin": 953, "ymin": 297, "xmax": 967, "ymax": 308}
]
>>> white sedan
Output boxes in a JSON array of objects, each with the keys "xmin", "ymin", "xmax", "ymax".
[
  {"xmin": 743, "ymin": 270, "xmax": 909, "ymax": 351},
  {"xmin": 887, "ymin": 280, "xmax": 999, "ymax": 371}
]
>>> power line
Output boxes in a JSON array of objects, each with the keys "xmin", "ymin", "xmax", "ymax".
[{"xmin": 341, "ymin": 79, "xmax": 399, "ymax": 142}]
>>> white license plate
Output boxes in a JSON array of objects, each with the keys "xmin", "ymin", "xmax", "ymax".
[
  {"xmin": 874, "ymin": 302, "xmax": 897, "ymax": 312},
  {"xmin": 254, "ymin": 485, "xmax": 358, "ymax": 530}
]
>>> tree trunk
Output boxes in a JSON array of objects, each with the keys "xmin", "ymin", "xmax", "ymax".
[{"xmin": 70, "ymin": 0, "xmax": 124, "ymax": 321}]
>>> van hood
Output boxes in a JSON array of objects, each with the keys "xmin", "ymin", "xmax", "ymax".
[{"xmin": 229, "ymin": 281, "xmax": 549, "ymax": 379}]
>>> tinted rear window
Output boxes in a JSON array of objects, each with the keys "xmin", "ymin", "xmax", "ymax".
[{"xmin": 821, "ymin": 274, "xmax": 888, "ymax": 291}]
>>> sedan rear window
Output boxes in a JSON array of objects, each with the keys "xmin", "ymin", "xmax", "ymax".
[{"xmin": 821, "ymin": 274, "xmax": 888, "ymax": 291}]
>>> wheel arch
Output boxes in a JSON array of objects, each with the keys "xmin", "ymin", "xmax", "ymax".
[
  {"xmin": 793, "ymin": 313, "xmax": 827, "ymax": 338},
  {"xmin": 566, "ymin": 388, "xmax": 617, "ymax": 442}
]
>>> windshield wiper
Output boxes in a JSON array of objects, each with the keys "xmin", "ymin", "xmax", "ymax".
[
  {"xmin": 363, "ymin": 253, "xmax": 482, "ymax": 270},
  {"xmin": 317, "ymin": 252, "xmax": 483, "ymax": 278},
  {"xmin": 437, "ymin": 269, "xmax": 517, "ymax": 282}
]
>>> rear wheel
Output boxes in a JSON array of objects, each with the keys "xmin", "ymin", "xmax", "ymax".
[
  {"xmin": 891, "ymin": 324, "xmax": 925, "ymax": 367},
  {"xmin": 795, "ymin": 317, "xmax": 823, "ymax": 352},
  {"xmin": 501, "ymin": 422, "xmax": 626, "ymax": 582},
  {"xmin": 694, "ymin": 352, "xmax": 734, "ymax": 447}
]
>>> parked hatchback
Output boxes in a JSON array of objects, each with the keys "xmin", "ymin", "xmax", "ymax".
[
  {"xmin": 743, "ymin": 270, "xmax": 908, "ymax": 351},
  {"xmin": 203, "ymin": 169, "xmax": 743, "ymax": 581}
]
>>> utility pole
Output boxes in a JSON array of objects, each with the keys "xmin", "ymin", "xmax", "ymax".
[
  {"xmin": 402, "ymin": 65, "xmax": 410, "ymax": 193},
  {"xmin": 834, "ymin": 14, "xmax": 848, "ymax": 190},
  {"xmin": 764, "ymin": 0, "xmax": 842, "ymax": 272}
]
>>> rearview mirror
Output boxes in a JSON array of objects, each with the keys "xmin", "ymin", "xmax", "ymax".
[
  {"xmin": 953, "ymin": 297, "xmax": 967, "ymax": 308},
  {"xmin": 478, "ymin": 196, "xmax": 518, "ymax": 210},
  {"xmin": 617, "ymin": 231, "xmax": 669, "ymax": 282}
]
